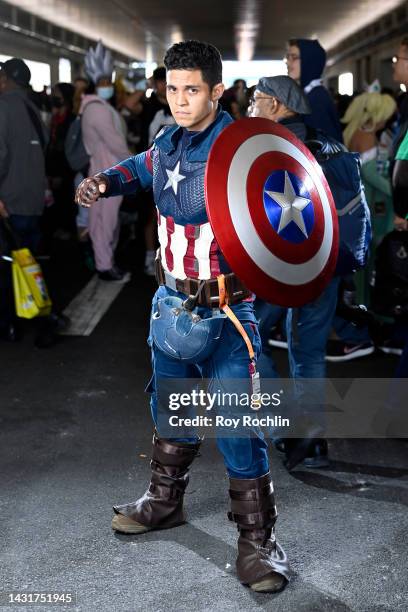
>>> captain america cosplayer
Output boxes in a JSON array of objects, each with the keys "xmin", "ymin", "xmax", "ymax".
[{"xmin": 76, "ymin": 40, "xmax": 290, "ymax": 593}]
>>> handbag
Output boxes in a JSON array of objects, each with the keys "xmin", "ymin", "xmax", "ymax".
[
  {"xmin": 11, "ymin": 248, "xmax": 52, "ymax": 319},
  {"xmin": 151, "ymin": 295, "xmax": 227, "ymax": 363}
]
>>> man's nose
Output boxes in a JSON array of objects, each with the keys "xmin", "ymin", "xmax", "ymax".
[{"xmin": 175, "ymin": 91, "xmax": 187, "ymax": 106}]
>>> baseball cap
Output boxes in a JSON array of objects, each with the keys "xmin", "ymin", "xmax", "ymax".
[
  {"xmin": 0, "ymin": 58, "xmax": 31, "ymax": 87},
  {"xmin": 256, "ymin": 75, "xmax": 311, "ymax": 114}
]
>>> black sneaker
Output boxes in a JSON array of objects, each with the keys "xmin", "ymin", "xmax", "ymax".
[
  {"xmin": 377, "ymin": 339, "xmax": 404, "ymax": 356},
  {"xmin": 98, "ymin": 267, "xmax": 131, "ymax": 283},
  {"xmin": 301, "ymin": 439, "xmax": 329, "ymax": 468},
  {"xmin": 326, "ymin": 339, "xmax": 375, "ymax": 362},
  {"xmin": 284, "ymin": 438, "xmax": 329, "ymax": 470}
]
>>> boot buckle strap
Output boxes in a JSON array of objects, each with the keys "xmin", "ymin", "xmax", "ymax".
[
  {"xmin": 228, "ymin": 509, "xmax": 277, "ymax": 528},
  {"xmin": 229, "ymin": 482, "xmax": 274, "ymax": 501}
]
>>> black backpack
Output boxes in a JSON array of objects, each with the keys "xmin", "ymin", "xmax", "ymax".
[
  {"xmin": 64, "ymin": 100, "xmax": 102, "ymax": 172},
  {"xmin": 305, "ymin": 127, "xmax": 372, "ymax": 276}
]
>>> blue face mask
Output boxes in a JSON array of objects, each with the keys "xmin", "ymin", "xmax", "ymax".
[{"xmin": 97, "ymin": 86, "xmax": 114, "ymax": 100}]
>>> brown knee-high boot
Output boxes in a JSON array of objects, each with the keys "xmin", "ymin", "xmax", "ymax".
[
  {"xmin": 228, "ymin": 472, "xmax": 291, "ymax": 593},
  {"xmin": 112, "ymin": 432, "xmax": 201, "ymax": 534}
]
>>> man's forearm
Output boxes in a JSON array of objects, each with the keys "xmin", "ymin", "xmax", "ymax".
[{"xmin": 100, "ymin": 151, "xmax": 153, "ymax": 198}]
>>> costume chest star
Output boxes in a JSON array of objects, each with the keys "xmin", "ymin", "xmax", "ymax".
[{"xmin": 152, "ymin": 143, "xmax": 208, "ymax": 226}]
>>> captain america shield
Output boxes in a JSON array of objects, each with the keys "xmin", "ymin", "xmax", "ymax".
[{"xmin": 204, "ymin": 117, "xmax": 339, "ymax": 307}]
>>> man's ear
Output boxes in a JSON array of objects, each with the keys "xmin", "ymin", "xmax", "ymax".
[
  {"xmin": 270, "ymin": 97, "xmax": 280, "ymax": 113},
  {"xmin": 212, "ymin": 83, "xmax": 225, "ymax": 101}
]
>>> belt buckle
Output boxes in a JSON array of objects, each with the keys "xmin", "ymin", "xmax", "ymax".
[{"xmin": 164, "ymin": 270, "xmax": 178, "ymax": 292}]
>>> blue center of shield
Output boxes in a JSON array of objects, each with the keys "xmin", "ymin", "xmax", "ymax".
[{"xmin": 263, "ymin": 170, "xmax": 314, "ymax": 243}]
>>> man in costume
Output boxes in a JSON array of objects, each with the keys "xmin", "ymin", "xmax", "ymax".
[{"xmin": 76, "ymin": 40, "xmax": 290, "ymax": 593}]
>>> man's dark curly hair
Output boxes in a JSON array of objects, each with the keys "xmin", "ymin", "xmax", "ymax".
[{"xmin": 164, "ymin": 40, "xmax": 223, "ymax": 90}]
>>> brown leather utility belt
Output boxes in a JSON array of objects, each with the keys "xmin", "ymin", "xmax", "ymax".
[{"xmin": 155, "ymin": 258, "xmax": 251, "ymax": 308}]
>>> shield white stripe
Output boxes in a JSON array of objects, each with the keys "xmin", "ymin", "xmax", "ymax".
[
  {"xmin": 194, "ymin": 222, "xmax": 214, "ymax": 279},
  {"xmin": 227, "ymin": 134, "xmax": 333, "ymax": 285}
]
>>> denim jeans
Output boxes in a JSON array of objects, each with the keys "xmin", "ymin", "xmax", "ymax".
[
  {"xmin": 287, "ymin": 277, "xmax": 340, "ymax": 379},
  {"xmin": 8, "ymin": 215, "xmax": 42, "ymax": 254},
  {"xmin": 146, "ymin": 285, "xmax": 269, "ymax": 479}
]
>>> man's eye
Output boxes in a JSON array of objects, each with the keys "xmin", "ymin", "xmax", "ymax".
[{"xmin": 189, "ymin": 88, "xmax": 198, "ymax": 94}]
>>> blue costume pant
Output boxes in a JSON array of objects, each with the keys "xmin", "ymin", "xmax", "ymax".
[{"xmin": 147, "ymin": 285, "xmax": 268, "ymax": 479}]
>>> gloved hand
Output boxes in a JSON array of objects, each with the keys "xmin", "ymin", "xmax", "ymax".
[{"xmin": 75, "ymin": 174, "xmax": 109, "ymax": 208}]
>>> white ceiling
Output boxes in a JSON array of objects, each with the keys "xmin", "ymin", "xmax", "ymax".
[{"xmin": 4, "ymin": 0, "xmax": 406, "ymax": 60}]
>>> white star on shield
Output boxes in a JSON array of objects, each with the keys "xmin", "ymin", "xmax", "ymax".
[
  {"xmin": 266, "ymin": 171, "xmax": 311, "ymax": 238},
  {"xmin": 164, "ymin": 161, "xmax": 186, "ymax": 195}
]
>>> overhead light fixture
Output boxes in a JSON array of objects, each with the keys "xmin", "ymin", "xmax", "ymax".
[{"xmin": 235, "ymin": 0, "xmax": 260, "ymax": 62}]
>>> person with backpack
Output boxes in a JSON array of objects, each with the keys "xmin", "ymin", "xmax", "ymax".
[
  {"xmin": 79, "ymin": 42, "xmax": 130, "ymax": 281},
  {"xmin": 250, "ymin": 75, "xmax": 370, "ymax": 469}
]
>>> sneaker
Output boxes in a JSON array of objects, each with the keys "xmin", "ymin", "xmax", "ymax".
[
  {"xmin": 98, "ymin": 267, "xmax": 131, "ymax": 283},
  {"xmin": 284, "ymin": 438, "xmax": 329, "ymax": 470},
  {"xmin": 326, "ymin": 339, "xmax": 375, "ymax": 362},
  {"xmin": 267, "ymin": 328, "xmax": 288, "ymax": 349},
  {"xmin": 144, "ymin": 259, "xmax": 156, "ymax": 277},
  {"xmin": 377, "ymin": 339, "xmax": 404, "ymax": 356}
]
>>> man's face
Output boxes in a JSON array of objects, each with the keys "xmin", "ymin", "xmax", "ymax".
[
  {"xmin": 248, "ymin": 89, "xmax": 274, "ymax": 119},
  {"xmin": 166, "ymin": 69, "xmax": 224, "ymax": 131},
  {"xmin": 392, "ymin": 44, "xmax": 408, "ymax": 86},
  {"xmin": 286, "ymin": 45, "xmax": 301, "ymax": 81},
  {"xmin": 74, "ymin": 79, "xmax": 88, "ymax": 94}
]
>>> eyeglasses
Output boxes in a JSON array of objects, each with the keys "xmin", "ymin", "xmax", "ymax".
[
  {"xmin": 392, "ymin": 55, "xmax": 408, "ymax": 63},
  {"xmin": 285, "ymin": 53, "xmax": 300, "ymax": 62},
  {"xmin": 249, "ymin": 95, "xmax": 273, "ymax": 106}
]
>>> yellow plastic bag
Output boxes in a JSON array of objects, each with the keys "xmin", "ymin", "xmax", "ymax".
[{"xmin": 12, "ymin": 248, "xmax": 52, "ymax": 318}]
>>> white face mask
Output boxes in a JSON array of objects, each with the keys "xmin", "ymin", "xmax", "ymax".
[{"xmin": 97, "ymin": 86, "xmax": 114, "ymax": 100}]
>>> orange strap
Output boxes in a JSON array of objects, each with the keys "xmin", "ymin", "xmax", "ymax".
[{"xmin": 217, "ymin": 274, "xmax": 255, "ymax": 361}]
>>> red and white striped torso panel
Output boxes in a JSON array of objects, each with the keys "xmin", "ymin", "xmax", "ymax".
[{"xmin": 157, "ymin": 212, "xmax": 225, "ymax": 280}]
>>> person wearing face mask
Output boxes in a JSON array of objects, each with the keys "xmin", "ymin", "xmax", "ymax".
[
  {"xmin": 79, "ymin": 42, "xmax": 130, "ymax": 281},
  {"xmin": 45, "ymin": 82, "xmax": 76, "ymax": 241}
]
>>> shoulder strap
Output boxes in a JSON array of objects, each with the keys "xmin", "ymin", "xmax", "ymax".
[
  {"xmin": 23, "ymin": 101, "xmax": 46, "ymax": 152},
  {"xmin": 80, "ymin": 99, "xmax": 104, "ymax": 116}
]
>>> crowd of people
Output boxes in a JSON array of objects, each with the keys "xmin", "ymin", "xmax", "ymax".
[
  {"xmin": 1, "ymin": 32, "xmax": 407, "ymax": 596},
  {"xmin": 0, "ymin": 36, "xmax": 407, "ymax": 369}
]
